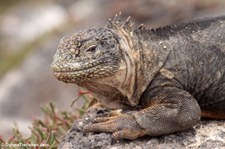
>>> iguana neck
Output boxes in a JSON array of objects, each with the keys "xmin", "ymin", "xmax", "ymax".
[
  {"xmin": 92, "ymin": 29, "xmax": 173, "ymax": 107},
  {"xmin": 102, "ymin": 28, "xmax": 174, "ymax": 107},
  {"xmin": 131, "ymin": 30, "xmax": 173, "ymax": 105}
]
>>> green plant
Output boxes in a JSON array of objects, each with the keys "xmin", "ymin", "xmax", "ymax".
[
  {"xmin": 0, "ymin": 90, "xmax": 93, "ymax": 148},
  {"xmin": 0, "ymin": 103, "xmax": 77, "ymax": 148}
]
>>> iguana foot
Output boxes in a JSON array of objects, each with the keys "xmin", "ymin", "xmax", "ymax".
[{"xmin": 84, "ymin": 114, "xmax": 146, "ymax": 140}]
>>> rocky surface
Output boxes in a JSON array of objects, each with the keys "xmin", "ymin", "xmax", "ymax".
[{"xmin": 59, "ymin": 108, "xmax": 225, "ymax": 149}]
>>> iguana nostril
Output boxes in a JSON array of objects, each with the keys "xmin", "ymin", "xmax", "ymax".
[{"xmin": 51, "ymin": 64, "xmax": 61, "ymax": 72}]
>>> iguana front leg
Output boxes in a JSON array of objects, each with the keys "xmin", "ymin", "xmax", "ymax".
[{"xmin": 84, "ymin": 87, "xmax": 201, "ymax": 140}]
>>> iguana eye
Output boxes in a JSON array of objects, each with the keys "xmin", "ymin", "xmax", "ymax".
[{"xmin": 85, "ymin": 45, "xmax": 96, "ymax": 53}]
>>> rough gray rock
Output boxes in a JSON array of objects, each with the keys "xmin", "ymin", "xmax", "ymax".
[{"xmin": 59, "ymin": 108, "xmax": 225, "ymax": 149}]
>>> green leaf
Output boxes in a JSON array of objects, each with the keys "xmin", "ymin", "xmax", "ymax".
[
  {"xmin": 46, "ymin": 133, "xmax": 55, "ymax": 146},
  {"xmin": 49, "ymin": 102, "xmax": 55, "ymax": 114},
  {"xmin": 37, "ymin": 120, "xmax": 48, "ymax": 128},
  {"xmin": 35, "ymin": 127, "xmax": 45, "ymax": 140}
]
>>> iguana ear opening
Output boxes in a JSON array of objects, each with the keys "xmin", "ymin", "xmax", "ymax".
[{"xmin": 106, "ymin": 12, "xmax": 134, "ymax": 33}]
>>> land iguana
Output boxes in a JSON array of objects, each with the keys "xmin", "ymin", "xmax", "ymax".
[{"xmin": 51, "ymin": 13, "xmax": 225, "ymax": 140}]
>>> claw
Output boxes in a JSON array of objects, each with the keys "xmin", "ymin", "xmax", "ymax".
[{"xmin": 109, "ymin": 109, "xmax": 122, "ymax": 116}]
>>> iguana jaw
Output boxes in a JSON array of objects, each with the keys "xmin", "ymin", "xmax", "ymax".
[{"xmin": 51, "ymin": 58, "xmax": 118, "ymax": 83}]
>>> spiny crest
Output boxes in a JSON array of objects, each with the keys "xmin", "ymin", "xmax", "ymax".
[
  {"xmin": 106, "ymin": 12, "xmax": 134, "ymax": 32},
  {"xmin": 138, "ymin": 24, "xmax": 146, "ymax": 30}
]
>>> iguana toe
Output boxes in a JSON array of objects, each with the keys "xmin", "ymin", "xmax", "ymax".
[{"xmin": 84, "ymin": 114, "xmax": 146, "ymax": 140}]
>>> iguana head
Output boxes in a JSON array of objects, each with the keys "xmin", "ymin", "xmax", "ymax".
[
  {"xmin": 51, "ymin": 13, "xmax": 135, "ymax": 85},
  {"xmin": 51, "ymin": 27, "xmax": 122, "ymax": 83},
  {"xmin": 51, "ymin": 13, "xmax": 142, "ymax": 107}
]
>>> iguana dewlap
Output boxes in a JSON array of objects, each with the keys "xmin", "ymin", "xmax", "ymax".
[{"xmin": 51, "ymin": 14, "xmax": 225, "ymax": 140}]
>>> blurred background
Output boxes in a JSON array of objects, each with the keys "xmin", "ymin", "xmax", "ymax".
[{"xmin": 0, "ymin": 0, "xmax": 225, "ymax": 139}]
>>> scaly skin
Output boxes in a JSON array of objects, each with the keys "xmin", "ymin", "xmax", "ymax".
[{"xmin": 51, "ymin": 13, "xmax": 225, "ymax": 140}]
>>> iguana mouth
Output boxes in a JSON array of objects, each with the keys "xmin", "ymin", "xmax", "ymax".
[
  {"xmin": 51, "ymin": 60, "xmax": 118, "ymax": 83},
  {"xmin": 51, "ymin": 62, "xmax": 101, "ymax": 73}
]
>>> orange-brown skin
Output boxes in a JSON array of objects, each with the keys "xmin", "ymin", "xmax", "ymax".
[{"xmin": 201, "ymin": 111, "xmax": 225, "ymax": 119}]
